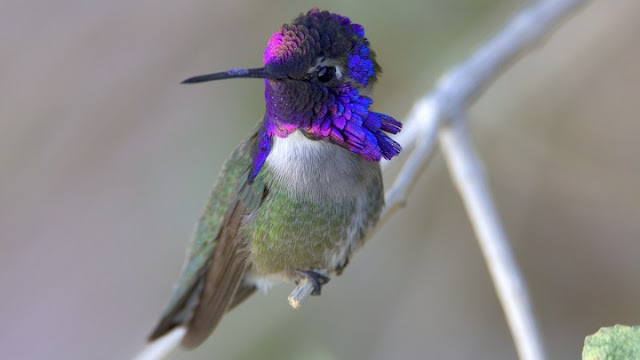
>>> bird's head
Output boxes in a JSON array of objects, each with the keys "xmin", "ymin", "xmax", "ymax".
[{"xmin": 183, "ymin": 9, "xmax": 402, "ymax": 179}]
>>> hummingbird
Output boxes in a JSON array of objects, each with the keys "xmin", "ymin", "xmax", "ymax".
[{"xmin": 147, "ymin": 9, "xmax": 402, "ymax": 349}]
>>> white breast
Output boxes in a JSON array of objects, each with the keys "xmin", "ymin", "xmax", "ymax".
[{"xmin": 265, "ymin": 130, "xmax": 364, "ymax": 200}]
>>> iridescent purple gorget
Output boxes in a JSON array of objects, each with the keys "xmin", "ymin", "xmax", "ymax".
[{"xmin": 251, "ymin": 9, "xmax": 402, "ymax": 180}]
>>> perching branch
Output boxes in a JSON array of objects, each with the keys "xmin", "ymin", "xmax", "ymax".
[
  {"xmin": 382, "ymin": 1, "xmax": 586, "ymax": 360},
  {"xmin": 134, "ymin": 327, "xmax": 185, "ymax": 360}
]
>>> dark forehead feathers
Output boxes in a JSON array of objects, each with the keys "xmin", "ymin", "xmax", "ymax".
[{"xmin": 263, "ymin": 9, "xmax": 362, "ymax": 78}]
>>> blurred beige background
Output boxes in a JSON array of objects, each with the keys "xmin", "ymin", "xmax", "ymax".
[{"xmin": 1, "ymin": 1, "xmax": 639, "ymax": 359}]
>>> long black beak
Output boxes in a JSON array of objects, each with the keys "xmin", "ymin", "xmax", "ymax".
[{"xmin": 181, "ymin": 67, "xmax": 272, "ymax": 84}]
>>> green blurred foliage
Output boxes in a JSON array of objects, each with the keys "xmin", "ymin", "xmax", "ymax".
[{"xmin": 583, "ymin": 325, "xmax": 640, "ymax": 360}]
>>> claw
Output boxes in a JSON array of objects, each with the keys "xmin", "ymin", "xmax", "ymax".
[{"xmin": 297, "ymin": 270, "xmax": 330, "ymax": 296}]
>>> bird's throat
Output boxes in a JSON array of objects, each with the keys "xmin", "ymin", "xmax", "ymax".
[{"xmin": 264, "ymin": 131, "xmax": 370, "ymax": 200}]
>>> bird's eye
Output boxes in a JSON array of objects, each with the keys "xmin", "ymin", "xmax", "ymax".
[{"xmin": 317, "ymin": 66, "xmax": 336, "ymax": 82}]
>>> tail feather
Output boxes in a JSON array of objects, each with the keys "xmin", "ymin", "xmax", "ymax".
[{"xmin": 147, "ymin": 267, "xmax": 207, "ymax": 342}]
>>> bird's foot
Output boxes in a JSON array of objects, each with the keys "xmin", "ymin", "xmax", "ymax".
[{"xmin": 296, "ymin": 270, "xmax": 330, "ymax": 296}]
